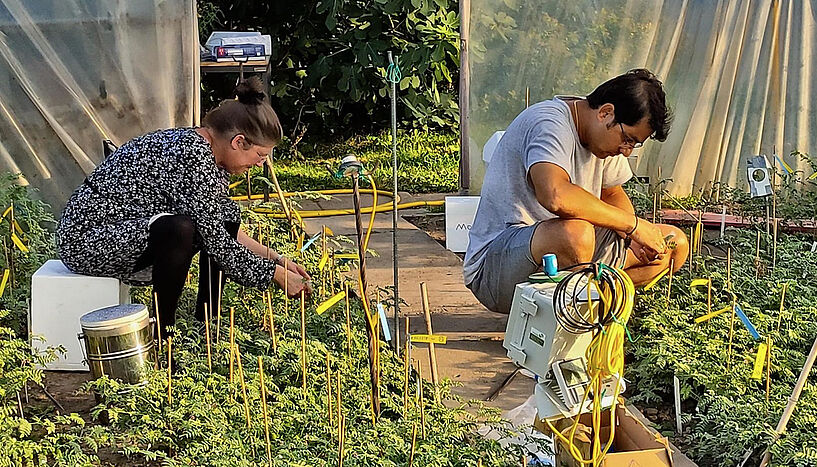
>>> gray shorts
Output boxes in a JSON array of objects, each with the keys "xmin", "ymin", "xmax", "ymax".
[{"xmin": 466, "ymin": 223, "xmax": 627, "ymax": 314}]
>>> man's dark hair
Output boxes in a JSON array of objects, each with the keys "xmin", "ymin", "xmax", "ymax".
[{"xmin": 586, "ymin": 68, "xmax": 672, "ymax": 142}]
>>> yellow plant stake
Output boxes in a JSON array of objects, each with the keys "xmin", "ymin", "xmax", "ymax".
[
  {"xmin": 316, "ymin": 290, "xmax": 345, "ymax": 315},
  {"xmin": 694, "ymin": 305, "xmax": 731, "ymax": 324},
  {"xmin": 235, "ymin": 344, "xmax": 251, "ymax": 429},
  {"xmin": 204, "ymin": 303, "xmax": 212, "ymax": 372},
  {"xmin": 300, "ymin": 290, "xmax": 307, "ymax": 399},
  {"xmin": 751, "ymin": 342, "xmax": 768, "ymax": 380},
  {"xmin": 10, "ymin": 232, "xmax": 28, "ymax": 253},
  {"xmin": 258, "ymin": 356, "xmax": 272, "ymax": 466},
  {"xmin": 0, "ymin": 268, "xmax": 9, "ymax": 298},
  {"xmin": 642, "ymin": 267, "xmax": 670, "ymax": 291}
]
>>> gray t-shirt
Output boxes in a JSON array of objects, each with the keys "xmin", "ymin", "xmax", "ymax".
[{"xmin": 463, "ymin": 97, "xmax": 633, "ymax": 285}]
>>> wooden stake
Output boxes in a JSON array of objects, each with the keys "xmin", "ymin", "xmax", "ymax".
[
  {"xmin": 300, "ymin": 290, "xmax": 307, "ymax": 399},
  {"xmin": 336, "ymin": 370, "xmax": 342, "ymax": 440},
  {"xmin": 408, "ymin": 421, "xmax": 418, "ymax": 467},
  {"xmin": 727, "ymin": 298, "xmax": 736, "ymax": 370},
  {"xmin": 216, "ymin": 270, "xmax": 223, "ymax": 344},
  {"xmin": 652, "ymin": 192, "xmax": 657, "ymax": 223},
  {"xmin": 772, "ymin": 218, "xmax": 778, "ymax": 269},
  {"xmin": 258, "ymin": 356, "xmax": 272, "ymax": 466},
  {"xmin": 404, "ymin": 316, "xmax": 410, "ymax": 415},
  {"xmin": 417, "ymin": 362, "xmax": 426, "ymax": 438},
  {"xmin": 154, "ymin": 292, "xmax": 162, "ymax": 346},
  {"xmin": 267, "ymin": 291, "xmax": 277, "ymax": 352},
  {"xmin": 326, "ymin": 352, "xmax": 333, "ymax": 423},
  {"xmin": 167, "ymin": 337, "xmax": 172, "ymax": 405},
  {"xmin": 229, "ymin": 306, "xmax": 235, "ymax": 384},
  {"xmin": 755, "ymin": 230, "xmax": 761, "ymax": 279},
  {"xmin": 707, "ymin": 278, "xmax": 712, "ymax": 315},
  {"xmin": 204, "ymin": 303, "xmax": 212, "ymax": 372},
  {"xmin": 726, "ymin": 248, "xmax": 732, "ymax": 292},
  {"xmin": 153, "ymin": 293, "xmax": 162, "ymax": 370},
  {"xmin": 765, "ymin": 336, "xmax": 772, "ymax": 403},
  {"xmin": 344, "ymin": 282, "xmax": 351, "ymax": 358},
  {"xmin": 689, "ymin": 227, "xmax": 694, "ymax": 274},
  {"xmin": 776, "ymin": 282, "xmax": 789, "ymax": 332},
  {"xmin": 284, "ymin": 258, "xmax": 289, "ymax": 311},
  {"xmin": 235, "ymin": 344, "xmax": 251, "ymax": 428},
  {"xmin": 419, "ymin": 283, "xmax": 440, "ymax": 403},
  {"xmin": 666, "ymin": 258, "xmax": 674, "ymax": 302},
  {"xmin": 337, "ymin": 413, "xmax": 345, "ymax": 466}
]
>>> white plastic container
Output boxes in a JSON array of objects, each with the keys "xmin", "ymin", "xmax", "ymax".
[{"xmin": 30, "ymin": 260, "xmax": 130, "ymax": 370}]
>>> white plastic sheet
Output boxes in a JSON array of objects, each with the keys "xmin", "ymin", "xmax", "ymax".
[
  {"xmin": 466, "ymin": 0, "xmax": 817, "ymax": 195},
  {"xmin": 0, "ymin": 0, "xmax": 199, "ymax": 209}
]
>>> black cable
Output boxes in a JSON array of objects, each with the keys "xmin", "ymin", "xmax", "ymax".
[{"xmin": 552, "ymin": 262, "xmax": 628, "ymax": 335}]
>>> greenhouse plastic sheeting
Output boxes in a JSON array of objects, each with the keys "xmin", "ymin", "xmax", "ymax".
[
  {"xmin": 0, "ymin": 0, "xmax": 199, "ymax": 209},
  {"xmin": 466, "ymin": 0, "xmax": 817, "ymax": 195}
]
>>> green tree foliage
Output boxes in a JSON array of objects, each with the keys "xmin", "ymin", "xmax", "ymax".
[{"xmin": 199, "ymin": 0, "xmax": 460, "ymax": 138}]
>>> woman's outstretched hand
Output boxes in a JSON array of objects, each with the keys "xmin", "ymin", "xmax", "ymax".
[{"xmin": 273, "ymin": 261, "xmax": 313, "ymax": 297}]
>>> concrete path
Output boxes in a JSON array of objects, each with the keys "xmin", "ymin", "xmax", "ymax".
[{"xmin": 296, "ymin": 191, "xmax": 528, "ymax": 412}]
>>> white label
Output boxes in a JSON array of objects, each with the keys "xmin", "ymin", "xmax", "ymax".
[{"xmin": 445, "ymin": 196, "xmax": 480, "ymax": 253}]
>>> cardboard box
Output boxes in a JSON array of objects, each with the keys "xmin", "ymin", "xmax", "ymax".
[{"xmin": 534, "ymin": 403, "xmax": 674, "ymax": 467}]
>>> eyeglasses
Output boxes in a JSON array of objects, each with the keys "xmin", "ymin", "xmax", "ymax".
[{"xmin": 618, "ymin": 123, "xmax": 645, "ymax": 149}]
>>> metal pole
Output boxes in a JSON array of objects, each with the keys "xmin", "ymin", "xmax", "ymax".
[
  {"xmin": 388, "ymin": 51, "xmax": 401, "ymax": 355},
  {"xmin": 352, "ymin": 174, "xmax": 380, "ymax": 418}
]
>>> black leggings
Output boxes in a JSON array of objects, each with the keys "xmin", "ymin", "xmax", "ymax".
[{"xmin": 132, "ymin": 215, "xmax": 238, "ymax": 333}]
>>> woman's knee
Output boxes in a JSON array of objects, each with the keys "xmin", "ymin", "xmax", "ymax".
[{"xmin": 150, "ymin": 215, "xmax": 196, "ymax": 248}]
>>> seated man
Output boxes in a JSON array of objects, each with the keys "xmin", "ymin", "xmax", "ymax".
[{"xmin": 464, "ymin": 69, "xmax": 689, "ymax": 314}]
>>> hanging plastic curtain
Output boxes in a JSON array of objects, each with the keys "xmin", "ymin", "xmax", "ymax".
[
  {"xmin": 466, "ymin": 0, "xmax": 817, "ymax": 195},
  {"xmin": 0, "ymin": 0, "xmax": 199, "ymax": 209}
]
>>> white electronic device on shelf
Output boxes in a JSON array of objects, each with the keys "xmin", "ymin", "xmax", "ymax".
[{"xmin": 503, "ymin": 274, "xmax": 625, "ymax": 420}]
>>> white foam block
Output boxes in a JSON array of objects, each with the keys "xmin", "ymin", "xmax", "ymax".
[
  {"xmin": 445, "ymin": 196, "xmax": 480, "ymax": 253},
  {"xmin": 30, "ymin": 260, "xmax": 130, "ymax": 371}
]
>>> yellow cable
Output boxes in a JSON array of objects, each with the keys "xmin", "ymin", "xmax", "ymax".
[
  {"xmin": 230, "ymin": 189, "xmax": 444, "ymax": 218},
  {"xmin": 546, "ymin": 267, "xmax": 635, "ymax": 466}
]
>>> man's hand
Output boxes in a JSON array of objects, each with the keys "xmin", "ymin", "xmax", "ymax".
[
  {"xmin": 629, "ymin": 217, "xmax": 667, "ymax": 261},
  {"xmin": 273, "ymin": 263, "xmax": 313, "ymax": 297}
]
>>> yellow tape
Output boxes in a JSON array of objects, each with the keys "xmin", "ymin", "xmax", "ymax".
[
  {"xmin": 1, "ymin": 205, "xmax": 11, "ymax": 219},
  {"xmin": 809, "ymin": 171, "xmax": 817, "ymax": 180},
  {"xmin": 335, "ymin": 253, "xmax": 358, "ymax": 260},
  {"xmin": 0, "ymin": 269, "xmax": 9, "ymax": 298},
  {"xmin": 410, "ymin": 334, "xmax": 447, "ymax": 344},
  {"xmin": 318, "ymin": 251, "xmax": 329, "ymax": 271},
  {"xmin": 694, "ymin": 305, "xmax": 731, "ymax": 323},
  {"xmin": 316, "ymin": 291, "xmax": 345, "ymax": 315},
  {"xmin": 690, "ymin": 278, "xmax": 710, "ymax": 288},
  {"xmin": 643, "ymin": 267, "xmax": 670, "ymax": 291},
  {"xmin": 751, "ymin": 342, "xmax": 768, "ymax": 380},
  {"xmin": 11, "ymin": 233, "xmax": 28, "ymax": 253},
  {"xmin": 323, "ymin": 226, "xmax": 334, "ymax": 237}
]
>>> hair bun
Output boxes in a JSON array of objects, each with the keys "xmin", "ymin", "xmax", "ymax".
[{"xmin": 235, "ymin": 77, "xmax": 267, "ymax": 105}]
